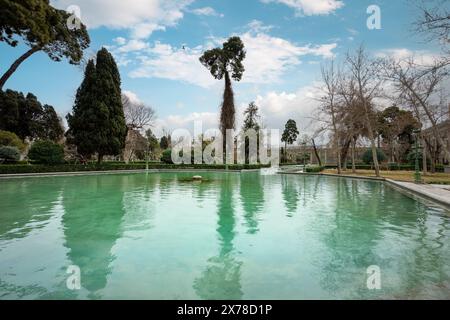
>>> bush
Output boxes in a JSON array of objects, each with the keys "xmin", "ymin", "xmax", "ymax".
[
  {"xmin": 0, "ymin": 146, "xmax": 20, "ymax": 162},
  {"xmin": 388, "ymin": 162, "xmax": 400, "ymax": 171},
  {"xmin": 305, "ymin": 165, "xmax": 324, "ymax": 173},
  {"xmin": 28, "ymin": 140, "xmax": 64, "ymax": 164},
  {"xmin": 161, "ymin": 149, "xmax": 173, "ymax": 164},
  {"xmin": 0, "ymin": 130, "xmax": 26, "ymax": 152},
  {"xmin": 0, "ymin": 163, "xmax": 271, "ymax": 174},
  {"xmin": 362, "ymin": 148, "xmax": 387, "ymax": 164}
]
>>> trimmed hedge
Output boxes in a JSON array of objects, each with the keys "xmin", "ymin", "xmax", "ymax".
[
  {"xmin": 0, "ymin": 163, "xmax": 271, "ymax": 174},
  {"xmin": 28, "ymin": 140, "xmax": 64, "ymax": 164},
  {"xmin": 305, "ymin": 165, "xmax": 325, "ymax": 173}
]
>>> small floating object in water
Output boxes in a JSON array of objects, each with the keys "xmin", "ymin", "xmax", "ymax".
[{"xmin": 192, "ymin": 175, "xmax": 203, "ymax": 181}]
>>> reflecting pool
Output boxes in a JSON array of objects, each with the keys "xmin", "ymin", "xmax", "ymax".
[{"xmin": 0, "ymin": 172, "xmax": 449, "ymax": 299}]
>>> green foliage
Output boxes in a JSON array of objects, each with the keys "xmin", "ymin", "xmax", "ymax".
[
  {"xmin": 28, "ymin": 140, "xmax": 64, "ymax": 164},
  {"xmin": 305, "ymin": 165, "xmax": 325, "ymax": 173},
  {"xmin": 145, "ymin": 129, "xmax": 159, "ymax": 152},
  {"xmin": 406, "ymin": 150, "xmax": 431, "ymax": 166},
  {"xmin": 0, "ymin": 1, "xmax": 90, "ymax": 89},
  {"xmin": 0, "ymin": 163, "xmax": 271, "ymax": 174},
  {"xmin": 199, "ymin": 36, "xmax": 246, "ymax": 82},
  {"xmin": 200, "ymin": 37, "xmax": 246, "ymax": 139},
  {"xmin": 242, "ymin": 102, "xmax": 260, "ymax": 132},
  {"xmin": 37, "ymin": 105, "xmax": 65, "ymax": 141},
  {"xmin": 161, "ymin": 149, "xmax": 173, "ymax": 164},
  {"xmin": 67, "ymin": 48, "xmax": 127, "ymax": 162},
  {"xmin": 0, "ymin": 90, "xmax": 64, "ymax": 141},
  {"xmin": 0, "ymin": 146, "xmax": 20, "ymax": 162},
  {"xmin": 160, "ymin": 136, "xmax": 170, "ymax": 150},
  {"xmin": 0, "ymin": 0, "xmax": 90, "ymax": 61},
  {"xmin": 281, "ymin": 119, "xmax": 299, "ymax": 145},
  {"xmin": 388, "ymin": 162, "xmax": 400, "ymax": 171},
  {"xmin": 0, "ymin": 130, "xmax": 26, "ymax": 151},
  {"xmin": 362, "ymin": 148, "xmax": 387, "ymax": 164}
]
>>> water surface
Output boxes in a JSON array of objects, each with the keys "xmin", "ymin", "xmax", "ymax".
[{"xmin": 0, "ymin": 172, "xmax": 449, "ymax": 299}]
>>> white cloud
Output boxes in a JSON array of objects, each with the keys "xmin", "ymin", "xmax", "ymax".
[
  {"xmin": 122, "ymin": 90, "xmax": 142, "ymax": 104},
  {"xmin": 128, "ymin": 43, "xmax": 215, "ymax": 87},
  {"xmin": 239, "ymin": 32, "xmax": 336, "ymax": 83},
  {"xmin": 151, "ymin": 83, "xmax": 323, "ymax": 138},
  {"xmin": 117, "ymin": 39, "xmax": 149, "ymax": 53},
  {"xmin": 375, "ymin": 48, "xmax": 441, "ymax": 66},
  {"xmin": 131, "ymin": 23, "xmax": 166, "ymax": 39},
  {"xmin": 261, "ymin": 0, "xmax": 344, "ymax": 16},
  {"xmin": 153, "ymin": 112, "xmax": 219, "ymax": 137},
  {"xmin": 113, "ymin": 37, "xmax": 127, "ymax": 45},
  {"xmin": 51, "ymin": 0, "xmax": 193, "ymax": 39},
  {"xmin": 253, "ymin": 84, "xmax": 322, "ymax": 134},
  {"xmin": 191, "ymin": 7, "xmax": 224, "ymax": 17},
  {"xmin": 123, "ymin": 21, "xmax": 337, "ymax": 87}
]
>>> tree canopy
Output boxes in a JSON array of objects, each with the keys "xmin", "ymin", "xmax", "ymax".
[
  {"xmin": 0, "ymin": 0, "xmax": 90, "ymax": 89},
  {"xmin": 0, "ymin": 89, "xmax": 64, "ymax": 141},
  {"xmin": 282, "ymin": 119, "xmax": 299, "ymax": 146},
  {"xmin": 242, "ymin": 102, "xmax": 261, "ymax": 132},
  {"xmin": 199, "ymin": 36, "xmax": 246, "ymax": 81},
  {"xmin": 66, "ymin": 48, "xmax": 127, "ymax": 162}
]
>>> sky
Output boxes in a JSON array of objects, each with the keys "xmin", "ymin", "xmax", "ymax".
[{"xmin": 1, "ymin": 0, "xmax": 446, "ymax": 139}]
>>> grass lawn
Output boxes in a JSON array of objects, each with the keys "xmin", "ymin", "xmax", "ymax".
[{"xmin": 322, "ymin": 169, "xmax": 450, "ymax": 185}]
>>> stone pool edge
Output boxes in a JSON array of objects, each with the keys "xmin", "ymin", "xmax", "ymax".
[
  {"xmin": 279, "ymin": 171, "xmax": 450, "ymax": 210},
  {"xmin": 0, "ymin": 168, "xmax": 261, "ymax": 179}
]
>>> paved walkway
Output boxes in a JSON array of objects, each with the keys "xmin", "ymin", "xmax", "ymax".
[
  {"xmin": 278, "ymin": 171, "xmax": 450, "ymax": 210},
  {"xmin": 386, "ymin": 179, "xmax": 450, "ymax": 209}
]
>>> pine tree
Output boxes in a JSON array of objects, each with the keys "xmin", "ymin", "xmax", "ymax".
[
  {"xmin": 66, "ymin": 48, "xmax": 127, "ymax": 162},
  {"xmin": 200, "ymin": 37, "xmax": 246, "ymax": 155}
]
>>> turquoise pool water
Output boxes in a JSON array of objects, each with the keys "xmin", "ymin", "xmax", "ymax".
[{"xmin": 0, "ymin": 172, "xmax": 449, "ymax": 300}]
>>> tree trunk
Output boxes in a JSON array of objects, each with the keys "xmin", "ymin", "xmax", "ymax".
[
  {"xmin": 335, "ymin": 136, "xmax": 342, "ymax": 174},
  {"xmin": 362, "ymin": 105, "xmax": 380, "ymax": 177},
  {"xmin": 0, "ymin": 46, "xmax": 41, "ymax": 90},
  {"xmin": 422, "ymin": 135, "xmax": 427, "ymax": 174},
  {"xmin": 351, "ymin": 137, "xmax": 357, "ymax": 173},
  {"xmin": 341, "ymin": 139, "xmax": 351, "ymax": 171},
  {"xmin": 98, "ymin": 154, "xmax": 103, "ymax": 164},
  {"xmin": 311, "ymin": 138, "xmax": 322, "ymax": 166},
  {"xmin": 285, "ymin": 141, "xmax": 287, "ymax": 160},
  {"xmin": 221, "ymin": 71, "xmax": 235, "ymax": 163}
]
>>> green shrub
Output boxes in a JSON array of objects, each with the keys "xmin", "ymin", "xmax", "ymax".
[
  {"xmin": 305, "ymin": 165, "xmax": 324, "ymax": 173},
  {"xmin": 362, "ymin": 148, "xmax": 387, "ymax": 164},
  {"xmin": 0, "ymin": 146, "xmax": 20, "ymax": 162},
  {"xmin": 0, "ymin": 130, "xmax": 26, "ymax": 152},
  {"xmin": 388, "ymin": 162, "xmax": 400, "ymax": 171},
  {"xmin": 406, "ymin": 150, "xmax": 431, "ymax": 166},
  {"xmin": 28, "ymin": 140, "xmax": 64, "ymax": 164},
  {"xmin": 161, "ymin": 149, "xmax": 173, "ymax": 164},
  {"xmin": 0, "ymin": 163, "xmax": 271, "ymax": 174}
]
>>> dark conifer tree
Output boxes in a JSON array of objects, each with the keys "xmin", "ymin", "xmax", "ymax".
[{"xmin": 67, "ymin": 48, "xmax": 127, "ymax": 163}]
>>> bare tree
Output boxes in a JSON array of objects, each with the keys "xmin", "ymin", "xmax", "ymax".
[
  {"xmin": 318, "ymin": 60, "xmax": 343, "ymax": 174},
  {"xmin": 381, "ymin": 58, "xmax": 450, "ymax": 160},
  {"xmin": 414, "ymin": 0, "xmax": 450, "ymax": 53},
  {"xmin": 345, "ymin": 46, "xmax": 384, "ymax": 177},
  {"xmin": 122, "ymin": 94, "xmax": 156, "ymax": 130}
]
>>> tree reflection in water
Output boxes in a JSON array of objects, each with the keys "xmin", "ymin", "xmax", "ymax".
[{"xmin": 194, "ymin": 174, "xmax": 243, "ymax": 300}]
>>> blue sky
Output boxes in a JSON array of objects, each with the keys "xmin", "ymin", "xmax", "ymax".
[{"xmin": 1, "ymin": 0, "xmax": 444, "ymax": 137}]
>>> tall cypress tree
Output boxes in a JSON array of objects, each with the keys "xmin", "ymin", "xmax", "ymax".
[
  {"xmin": 67, "ymin": 48, "xmax": 127, "ymax": 162},
  {"xmin": 94, "ymin": 48, "xmax": 127, "ymax": 162}
]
